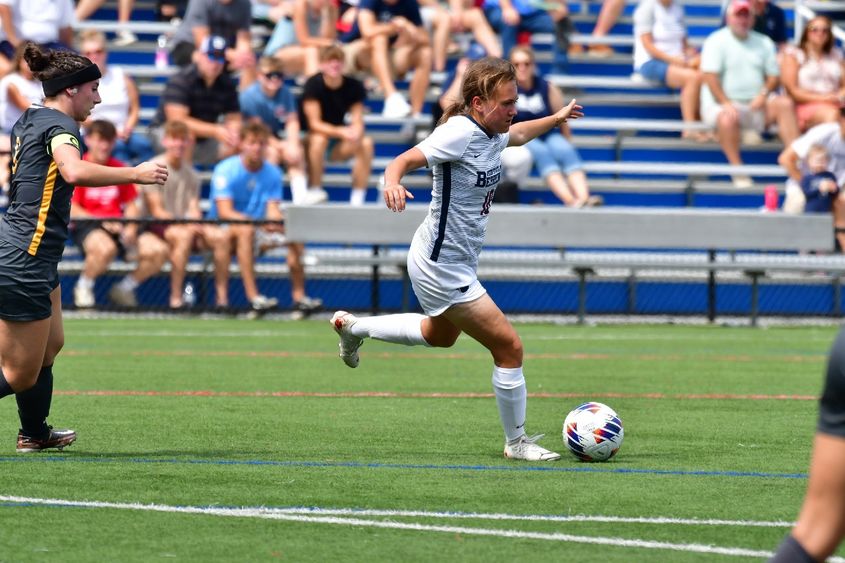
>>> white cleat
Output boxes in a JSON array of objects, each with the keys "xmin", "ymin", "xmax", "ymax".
[
  {"xmin": 504, "ymin": 434, "xmax": 561, "ymax": 461},
  {"xmin": 331, "ymin": 310, "xmax": 363, "ymax": 368}
]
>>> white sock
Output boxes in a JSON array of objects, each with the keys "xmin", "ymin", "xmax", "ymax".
[
  {"xmin": 350, "ymin": 313, "xmax": 429, "ymax": 346},
  {"xmin": 349, "ymin": 188, "xmax": 366, "ymax": 206},
  {"xmin": 492, "ymin": 366, "xmax": 527, "ymax": 442},
  {"xmin": 77, "ymin": 275, "xmax": 94, "ymax": 290},
  {"xmin": 290, "ymin": 174, "xmax": 308, "ymax": 203},
  {"xmin": 117, "ymin": 275, "xmax": 139, "ymax": 292}
]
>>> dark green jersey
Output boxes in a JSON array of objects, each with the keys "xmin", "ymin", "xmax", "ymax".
[{"xmin": 0, "ymin": 106, "xmax": 81, "ymax": 263}]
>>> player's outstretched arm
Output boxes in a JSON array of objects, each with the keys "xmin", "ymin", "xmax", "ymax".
[
  {"xmin": 508, "ymin": 99, "xmax": 583, "ymax": 147},
  {"xmin": 53, "ymin": 143, "xmax": 168, "ymax": 187},
  {"xmin": 383, "ymin": 147, "xmax": 427, "ymax": 212}
]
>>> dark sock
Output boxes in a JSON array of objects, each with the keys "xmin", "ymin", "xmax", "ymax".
[
  {"xmin": 0, "ymin": 368, "xmax": 13, "ymax": 399},
  {"xmin": 770, "ymin": 535, "xmax": 818, "ymax": 563},
  {"xmin": 15, "ymin": 365, "xmax": 53, "ymax": 439}
]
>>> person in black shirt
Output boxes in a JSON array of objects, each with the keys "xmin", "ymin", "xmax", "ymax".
[
  {"xmin": 152, "ymin": 35, "xmax": 242, "ymax": 167},
  {"xmin": 0, "ymin": 42, "xmax": 167, "ymax": 452},
  {"xmin": 300, "ymin": 44, "xmax": 373, "ymax": 205}
]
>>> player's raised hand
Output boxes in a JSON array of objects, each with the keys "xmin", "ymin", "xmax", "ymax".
[
  {"xmin": 133, "ymin": 162, "xmax": 169, "ymax": 185},
  {"xmin": 383, "ymin": 182, "xmax": 414, "ymax": 212},
  {"xmin": 555, "ymin": 99, "xmax": 584, "ymax": 124}
]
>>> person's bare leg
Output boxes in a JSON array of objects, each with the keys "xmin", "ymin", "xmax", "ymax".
[
  {"xmin": 165, "ymin": 226, "xmax": 193, "ymax": 306},
  {"xmin": 232, "ymin": 225, "xmax": 259, "ymax": 301},
  {"xmin": 286, "ymin": 242, "xmax": 306, "ymax": 302},
  {"xmin": 368, "ymin": 35, "xmax": 399, "ymax": 98},
  {"xmin": 545, "ymin": 171, "xmax": 577, "ymax": 206},
  {"xmin": 666, "ymin": 66, "xmax": 702, "ymax": 127},
  {"xmin": 789, "ymin": 433, "xmax": 845, "ymax": 560}
]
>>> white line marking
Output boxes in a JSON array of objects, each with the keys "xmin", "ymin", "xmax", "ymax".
[{"xmin": 0, "ymin": 495, "xmax": 826, "ymax": 560}]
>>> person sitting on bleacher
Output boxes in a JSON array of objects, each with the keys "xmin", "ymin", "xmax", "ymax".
[
  {"xmin": 78, "ymin": 29, "xmax": 154, "ymax": 166},
  {"xmin": 505, "ymin": 45, "xmax": 599, "ymax": 207},
  {"xmin": 340, "ymin": 0, "xmax": 431, "ymax": 118},
  {"xmin": 482, "ymin": 0, "xmax": 569, "ymax": 75},
  {"xmin": 0, "ymin": 0, "xmax": 75, "ymax": 60},
  {"xmin": 142, "ymin": 120, "xmax": 232, "ymax": 310},
  {"xmin": 240, "ymin": 56, "xmax": 320, "ymax": 205},
  {"xmin": 262, "ymin": 0, "xmax": 338, "ymax": 79},
  {"xmin": 168, "ymin": 0, "xmax": 256, "ymax": 85},
  {"xmin": 208, "ymin": 122, "xmax": 323, "ymax": 315},
  {"xmin": 567, "ymin": 0, "xmax": 624, "ymax": 58},
  {"xmin": 700, "ymin": 0, "xmax": 798, "ymax": 189},
  {"xmin": 633, "ymin": 0, "xmax": 706, "ymax": 142},
  {"xmin": 417, "ymin": 0, "xmax": 501, "ymax": 73},
  {"xmin": 720, "ymin": 0, "xmax": 788, "ymax": 53},
  {"xmin": 151, "ymin": 35, "xmax": 243, "ymax": 168},
  {"xmin": 778, "ymin": 109, "xmax": 845, "ymax": 249},
  {"xmin": 70, "ymin": 121, "xmax": 170, "ymax": 309},
  {"xmin": 780, "ymin": 15, "xmax": 845, "ymax": 133},
  {"xmin": 300, "ymin": 44, "xmax": 374, "ymax": 206}
]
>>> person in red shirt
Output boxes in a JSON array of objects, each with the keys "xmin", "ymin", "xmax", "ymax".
[{"xmin": 70, "ymin": 120, "xmax": 169, "ymax": 308}]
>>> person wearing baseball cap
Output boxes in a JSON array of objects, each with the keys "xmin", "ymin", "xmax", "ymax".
[{"xmin": 699, "ymin": 0, "xmax": 798, "ymax": 188}]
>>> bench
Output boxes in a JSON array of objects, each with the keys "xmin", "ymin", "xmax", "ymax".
[{"xmin": 284, "ymin": 204, "xmax": 838, "ymax": 325}]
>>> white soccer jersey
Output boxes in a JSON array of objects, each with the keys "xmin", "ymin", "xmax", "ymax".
[{"xmin": 411, "ymin": 115, "xmax": 509, "ymax": 269}]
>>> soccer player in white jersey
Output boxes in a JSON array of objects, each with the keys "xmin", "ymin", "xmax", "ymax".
[{"xmin": 330, "ymin": 57, "xmax": 583, "ymax": 461}]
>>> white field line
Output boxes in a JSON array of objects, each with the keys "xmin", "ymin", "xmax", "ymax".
[
  {"xmin": 1, "ymin": 495, "xmax": 832, "ymax": 560},
  {"xmin": 69, "ymin": 329, "xmax": 835, "ymax": 343}
]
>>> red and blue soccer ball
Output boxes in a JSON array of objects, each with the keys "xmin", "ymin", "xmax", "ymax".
[{"xmin": 562, "ymin": 402, "xmax": 624, "ymax": 462}]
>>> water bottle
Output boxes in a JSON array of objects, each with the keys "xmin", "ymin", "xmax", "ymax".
[
  {"xmin": 155, "ymin": 35, "xmax": 169, "ymax": 70},
  {"xmin": 182, "ymin": 282, "xmax": 196, "ymax": 308},
  {"xmin": 763, "ymin": 184, "xmax": 779, "ymax": 212}
]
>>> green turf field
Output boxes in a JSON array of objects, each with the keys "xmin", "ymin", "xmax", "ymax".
[{"xmin": 0, "ymin": 318, "xmax": 840, "ymax": 561}]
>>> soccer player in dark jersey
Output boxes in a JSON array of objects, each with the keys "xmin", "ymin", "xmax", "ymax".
[
  {"xmin": 0, "ymin": 42, "xmax": 167, "ymax": 452},
  {"xmin": 770, "ymin": 326, "xmax": 845, "ymax": 562}
]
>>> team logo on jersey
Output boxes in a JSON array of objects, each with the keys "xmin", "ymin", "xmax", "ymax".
[{"xmin": 475, "ymin": 164, "xmax": 501, "ymax": 188}]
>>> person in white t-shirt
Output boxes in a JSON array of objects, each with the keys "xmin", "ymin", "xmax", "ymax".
[
  {"xmin": 778, "ymin": 112, "xmax": 845, "ymax": 248},
  {"xmin": 633, "ymin": 0, "xmax": 705, "ymax": 141},
  {"xmin": 0, "ymin": 0, "xmax": 74, "ymax": 53},
  {"xmin": 330, "ymin": 56, "xmax": 583, "ymax": 462},
  {"xmin": 78, "ymin": 29, "xmax": 154, "ymax": 166}
]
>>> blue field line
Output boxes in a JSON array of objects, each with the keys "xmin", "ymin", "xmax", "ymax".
[{"xmin": 0, "ymin": 456, "xmax": 808, "ymax": 479}]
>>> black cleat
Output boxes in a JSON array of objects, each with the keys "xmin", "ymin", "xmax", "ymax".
[{"xmin": 16, "ymin": 427, "xmax": 77, "ymax": 453}]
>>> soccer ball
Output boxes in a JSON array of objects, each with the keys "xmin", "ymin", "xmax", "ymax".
[{"xmin": 562, "ymin": 402, "xmax": 624, "ymax": 462}]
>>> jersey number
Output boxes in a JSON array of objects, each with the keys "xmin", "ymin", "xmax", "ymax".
[
  {"xmin": 10, "ymin": 136, "xmax": 20, "ymax": 176},
  {"xmin": 481, "ymin": 188, "xmax": 495, "ymax": 216}
]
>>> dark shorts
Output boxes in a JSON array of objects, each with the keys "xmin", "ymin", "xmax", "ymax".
[
  {"xmin": 818, "ymin": 325, "xmax": 845, "ymax": 437},
  {"xmin": 71, "ymin": 222, "xmax": 130, "ymax": 260},
  {"xmin": 0, "ymin": 240, "xmax": 58, "ymax": 321}
]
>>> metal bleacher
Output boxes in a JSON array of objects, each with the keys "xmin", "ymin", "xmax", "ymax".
[{"xmin": 78, "ymin": 0, "xmax": 799, "ymax": 210}]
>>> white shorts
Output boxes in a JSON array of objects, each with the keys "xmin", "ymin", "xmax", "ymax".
[
  {"xmin": 701, "ymin": 102, "xmax": 765, "ymax": 132},
  {"xmin": 407, "ymin": 249, "xmax": 487, "ymax": 317}
]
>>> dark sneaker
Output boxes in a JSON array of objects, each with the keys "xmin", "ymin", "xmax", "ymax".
[
  {"xmin": 16, "ymin": 427, "xmax": 77, "ymax": 453},
  {"xmin": 294, "ymin": 296, "xmax": 323, "ymax": 317},
  {"xmin": 250, "ymin": 294, "xmax": 278, "ymax": 312}
]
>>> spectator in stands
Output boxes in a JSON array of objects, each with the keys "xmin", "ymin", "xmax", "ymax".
[
  {"xmin": 78, "ymin": 30, "xmax": 154, "ymax": 166},
  {"xmin": 721, "ymin": 0, "xmax": 787, "ymax": 51},
  {"xmin": 419, "ymin": 0, "xmax": 501, "ymax": 73},
  {"xmin": 780, "ymin": 16, "xmax": 845, "ymax": 133},
  {"xmin": 74, "ymin": 0, "xmax": 139, "ymax": 46},
  {"xmin": 700, "ymin": 0, "xmax": 798, "ymax": 189},
  {"xmin": 506, "ymin": 46, "xmax": 599, "ymax": 207},
  {"xmin": 801, "ymin": 144, "xmax": 839, "ymax": 214},
  {"xmin": 151, "ymin": 35, "xmax": 242, "ymax": 167},
  {"xmin": 568, "ymin": 0, "xmax": 625, "ymax": 58},
  {"xmin": 262, "ymin": 0, "xmax": 337, "ymax": 78},
  {"xmin": 168, "ymin": 0, "xmax": 256, "ymax": 83},
  {"xmin": 158, "ymin": 0, "xmax": 189, "ymax": 22},
  {"xmin": 0, "ymin": 0, "xmax": 75, "ymax": 57},
  {"xmin": 633, "ymin": 0, "xmax": 706, "ymax": 141},
  {"xmin": 300, "ymin": 45, "xmax": 374, "ymax": 206},
  {"xmin": 341, "ymin": 0, "xmax": 432, "ymax": 118},
  {"xmin": 143, "ymin": 121, "xmax": 232, "ymax": 309},
  {"xmin": 0, "ymin": 44, "xmax": 41, "ymax": 135},
  {"xmin": 240, "ymin": 56, "xmax": 318, "ymax": 204},
  {"xmin": 71, "ymin": 121, "xmax": 170, "ymax": 308},
  {"xmin": 209, "ymin": 122, "xmax": 323, "ymax": 315},
  {"xmin": 482, "ymin": 0, "xmax": 569, "ymax": 74},
  {"xmin": 778, "ymin": 109, "xmax": 845, "ymax": 247}
]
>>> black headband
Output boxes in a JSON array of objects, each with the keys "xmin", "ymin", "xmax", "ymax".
[{"xmin": 42, "ymin": 64, "xmax": 102, "ymax": 97}]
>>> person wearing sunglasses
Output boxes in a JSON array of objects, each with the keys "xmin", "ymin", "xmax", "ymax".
[{"xmin": 781, "ymin": 15, "xmax": 845, "ymax": 133}]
